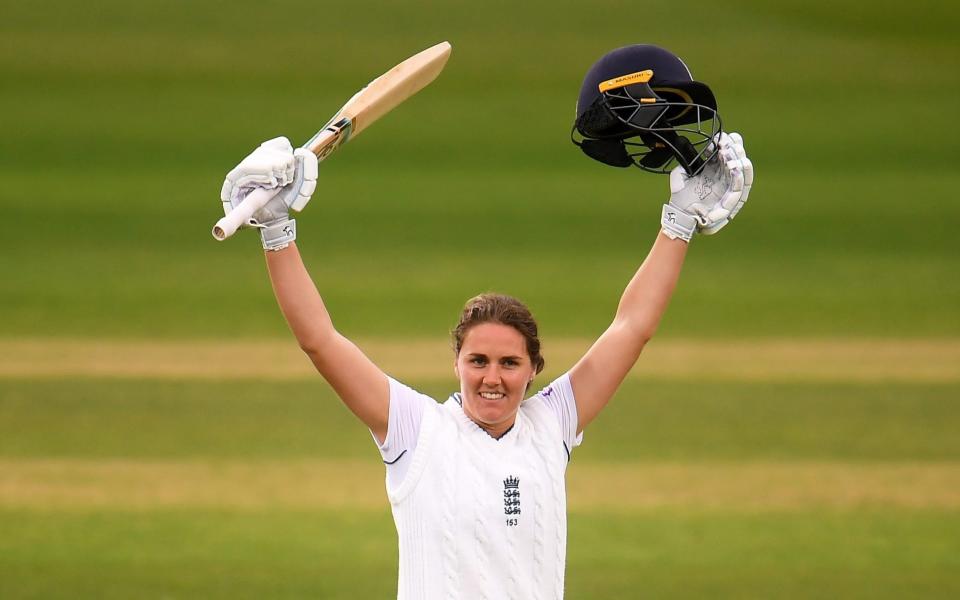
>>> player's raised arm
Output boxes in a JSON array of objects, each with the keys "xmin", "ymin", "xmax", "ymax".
[
  {"xmin": 567, "ymin": 45, "xmax": 754, "ymax": 433},
  {"xmin": 569, "ymin": 132, "xmax": 753, "ymax": 432},
  {"xmin": 219, "ymin": 138, "xmax": 390, "ymax": 441}
]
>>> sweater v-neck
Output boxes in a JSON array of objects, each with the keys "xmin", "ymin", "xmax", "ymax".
[{"xmin": 448, "ymin": 393, "xmax": 522, "ymax": 445}]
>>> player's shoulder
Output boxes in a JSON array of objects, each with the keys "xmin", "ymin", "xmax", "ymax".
[
  {"xmin": 388, "ymin": 377, "xmax": 441, "ymax": 409},
  {"xmin": 522, "ymin": 375, "xmax": 570, "ymax": 417},
  {"xmin": 527, "ymin": 372, "xmax": 574, "ymax": 403},
  {"xmin": 523, "ymin": 373, "xmax": 577, "ymax": 431},
  {"xmin": 388, "ymin": 376, "xmax": 432, "ymax": 397}
]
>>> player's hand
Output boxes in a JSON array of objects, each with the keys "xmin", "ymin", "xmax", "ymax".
[
  {"xmin": 220, "ymin": 137, "xmax": 319, "ymax": 251},
  {"xmin": 660, "ymin": 132, "xmax": 753, "ymax": 241}
]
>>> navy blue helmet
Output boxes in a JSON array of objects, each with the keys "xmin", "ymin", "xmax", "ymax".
[{"xmin": 572, "ymin": 45, "xmax": 721, "ymax": 175}]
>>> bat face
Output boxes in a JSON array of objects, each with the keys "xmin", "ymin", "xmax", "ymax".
[
  {"xmin": 342, "ymin": 41, "xmax": 451, "ymax": 135},
  {"xmin": 305, "ymin": 41, "xmax": 452, "ymax": 157}
]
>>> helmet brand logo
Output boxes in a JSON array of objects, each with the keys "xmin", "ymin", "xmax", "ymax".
[{"xmin": 598, "ymin": 70, "xmax": 654, "ymax": 93}]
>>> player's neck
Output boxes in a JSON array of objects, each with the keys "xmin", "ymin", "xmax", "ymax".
[{"xmin": 471, "ymin": 415, "xmax": 516, "ymax": 440}]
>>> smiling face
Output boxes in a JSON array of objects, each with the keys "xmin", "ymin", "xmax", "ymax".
[{"xmin": 455, "ymin": 322, "xmax": 536, "ymax": 438}]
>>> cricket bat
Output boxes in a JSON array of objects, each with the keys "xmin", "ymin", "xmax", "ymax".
[{"xmin": 212, "ymin": 41, "xmax": 452, "ymax": 240}]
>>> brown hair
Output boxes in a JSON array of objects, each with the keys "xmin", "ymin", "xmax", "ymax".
[{"xmin": 452, "ymin": 293, "xmax": 545, "ymax": 374}]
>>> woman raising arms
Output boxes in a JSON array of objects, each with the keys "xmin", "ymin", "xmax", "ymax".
[{"xmin": 218, "ymin": 44, "xmax": 752, "ymax": 600}]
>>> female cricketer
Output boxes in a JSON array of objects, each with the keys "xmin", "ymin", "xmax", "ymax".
[{"xmin": 218, "ymin": 44, "xmax": 753, "ymax": 600}]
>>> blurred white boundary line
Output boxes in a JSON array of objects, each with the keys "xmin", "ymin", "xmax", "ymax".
[
  {"xmin": 1, "ymin": 338, "xmax": 959, "ymax": 383},
  {"xmin": 1, "ymin": 459, "xmax": 958, "ymax": 512}
]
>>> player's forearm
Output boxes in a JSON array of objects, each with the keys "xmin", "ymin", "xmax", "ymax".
[
  {"xmin": 612, "ymin": 231, "xmax": 688, "ymax": 346},
  {"xmin": 264, "ymin": 243, "xmax": 337, "ymax": 354}
]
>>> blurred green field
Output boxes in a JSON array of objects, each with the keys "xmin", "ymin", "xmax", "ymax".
[
  {"xmin": 2, "ymin": 0, "xmax": 959, "ymax": 597},
  {"xmin": 1, "ymin": 0, "xmax": 958, "ymax": 338},
  {"xmin": 2, "ymin": 509, "xmax": 957, "ymax": 599},
  {"xmin": 2, "ymin": 378, "xmax": 959, "ymax": 598},
  {"xmin": 3, "ymin": 378, "xmax": 960, "ymax": 461}
]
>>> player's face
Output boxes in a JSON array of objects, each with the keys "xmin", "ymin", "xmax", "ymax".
[{"xmin": 455, "ymin": 322, "xmax": 535, "ymax": 438}]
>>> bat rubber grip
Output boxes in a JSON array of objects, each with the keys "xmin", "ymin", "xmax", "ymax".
[{"xmin": 212, "ymin": 187, "xmax": 275, "ymax": 240}]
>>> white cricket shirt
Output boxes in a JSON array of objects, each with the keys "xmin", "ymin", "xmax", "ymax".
[{"xmin": 376, "ymin": 374, "xmax": 581, "ymax": 600}]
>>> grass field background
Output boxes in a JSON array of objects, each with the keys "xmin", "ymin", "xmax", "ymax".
[{"xmin": 1, "ymin": 0, "xmax": 959, "ymax": 597}]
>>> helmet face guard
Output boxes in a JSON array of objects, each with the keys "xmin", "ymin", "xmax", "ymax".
[{"xmin": 572, "ymin": 47, "xmax": 722, "ymax": 176}]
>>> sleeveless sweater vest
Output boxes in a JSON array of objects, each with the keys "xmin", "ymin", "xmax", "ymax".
[{"xmin": 387, "ymin": 396, "xmax": 569, "ymax": 600}]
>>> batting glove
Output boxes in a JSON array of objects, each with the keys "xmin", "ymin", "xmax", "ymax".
[
  {"xmin": 220, "ymin": 137, "xmax": 319, "ymax": 251},
  {"xmin": 661, "ymin": 132, "xmax": 752, "ymax": 241}
]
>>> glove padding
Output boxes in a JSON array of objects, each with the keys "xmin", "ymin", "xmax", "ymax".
[
  {"xmin": 220, "ymin": 137, "xmax": 319, "ymax": 250},
  {"xmin": 661, "ymin": 132, "xmax": 753, "ymax": 241},
  {"xmin": 722, "ymin": 133, "xmax": 753, "ymax": 225}
]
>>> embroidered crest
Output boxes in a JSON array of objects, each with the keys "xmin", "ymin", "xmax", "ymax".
[{"xmin": 504, "ymin": 476, "xmax": 521, "ymax": 526}]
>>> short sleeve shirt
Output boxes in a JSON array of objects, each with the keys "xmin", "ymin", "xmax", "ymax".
[{"xmin": 373, "ymin": 373, "xmax": 582, "ymax": 489}]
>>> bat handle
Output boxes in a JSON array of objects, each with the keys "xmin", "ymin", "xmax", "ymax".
[{"xmin": 211, "ymin": 187, "xmax": 276, "ymax": 241}]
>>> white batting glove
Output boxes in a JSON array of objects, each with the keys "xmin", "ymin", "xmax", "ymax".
[
  {"xmin": 220, "ymin": 137, "xmax": 319, "ymax": 251},
  {"xmin": 719, "ymin": 132, "xmax": 753, "ymax": 224},
  {"xmin": 660, "ymin": 132, "xmax": 752, "ymax": 241}
]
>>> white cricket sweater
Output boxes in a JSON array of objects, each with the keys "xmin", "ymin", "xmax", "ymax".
[{"xmin": 387, "ymin": 393, "xmax": 571, "ymax": 600}]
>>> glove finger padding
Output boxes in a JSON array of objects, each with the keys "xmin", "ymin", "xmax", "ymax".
[
  {"xmin": 220, "ymin": 137, "xmax": 297, "ymax": 214},
  {"xmin": 699, "ymin": 142, "xmax": 745, "ymax": 235},
  {"xmin": 232, "ymin": 137, "xmax": 296, "ymax": 191},
  {"xmin": 729, "ymin": 157, "xmax": 752, "ymax": 220},
  {"xmin": 289, "ymin": 148, "xmax": 319, "ymax": 212},
  {"xmin": 257, "ymin": 148, "xmax": 318, "ymax": 219},
  {"xmin": 726, "ymin": 132, "xmax": 753, "ymax": 220}
]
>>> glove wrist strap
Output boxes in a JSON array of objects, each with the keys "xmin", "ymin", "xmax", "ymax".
[
  {"xmin": 660, "ymin": 204, "xmax": 696, "ymax": 243},
  {"xmin": 259, "ymin": 218, "xmax": 296, "ymax": 251}
]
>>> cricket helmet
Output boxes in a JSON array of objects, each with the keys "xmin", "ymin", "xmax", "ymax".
[{"xmin": 572, "ymin": 44, "xmax": 721, "ymax": 175}]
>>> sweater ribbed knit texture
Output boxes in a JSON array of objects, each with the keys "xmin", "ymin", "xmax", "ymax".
[{"xmin": 387, "ymin": 396, "xmax": 569, "ymax": 600}]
